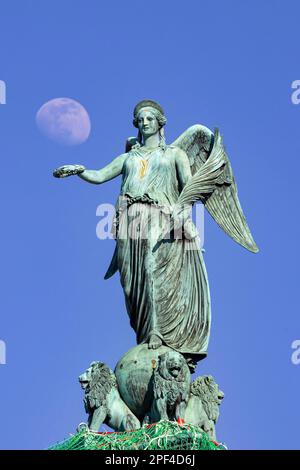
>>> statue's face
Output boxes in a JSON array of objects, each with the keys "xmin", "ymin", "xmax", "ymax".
[
  {"xmin": 166, "ymin": 352, "xmax": 183, "ymax": 378},
  {"xmin": 137, "ymin": 108, "xmax": 159, "ymax": 138},
  {"xmin": 79, "ymin": 367, "xmax": 92, "ymax": 390}
]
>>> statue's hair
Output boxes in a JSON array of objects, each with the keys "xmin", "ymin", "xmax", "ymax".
[
  {"xmin": 132, "ymin": 106, "xmax": 167, "ymax": 151},
  {"xmin": 190, "ymin": 375, "xmax": 223, "ymax": 423},
  {"xmin": 133, "ymin": 99, "xmax": 165, "ymax": 118}
]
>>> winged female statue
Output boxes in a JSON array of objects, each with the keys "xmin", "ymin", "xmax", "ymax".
[{"xmin": 53, "ymin": 99, "xmax": 258, "ymax": 364}]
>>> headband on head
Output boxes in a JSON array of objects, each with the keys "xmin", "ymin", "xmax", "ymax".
[{"xmin": 133, "ymin": 99, "xmax": 165, "ymax": 119}]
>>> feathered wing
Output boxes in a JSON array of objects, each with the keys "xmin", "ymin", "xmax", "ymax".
[
  {"xmin": 172, "ymin": 124, "xmax": 215, "ymax": 176},
  {"xmin": 172, "ymin": 125, "xmax": 259, "ymax": 253}
]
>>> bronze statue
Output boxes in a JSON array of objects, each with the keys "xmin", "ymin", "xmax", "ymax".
[
  {"xmin": 54, "ymin": 99, "xmax": 258, "ymax": 359},
  {"xmin": 78, "ymin": 361, "xmax": 140, "ymax": 432},
  {"xmin": 54, "ymin": 100, "xmax": 258, "ymax": 433}
]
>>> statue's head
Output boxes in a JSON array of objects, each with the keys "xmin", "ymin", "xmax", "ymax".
[
  {"xmin": 79, "ymin": 361, "xmax": 116, "ymax": 412},
  {"xmin": 132, "ymin": 99, "xmax": 167, "ymax": 149},
  {"xmin": 191, "ymin": 375, "xmax": 224, "ymax": 423},
  {"xmin": 157, "ymin": 350, "xmax": 190, "ymax": 383}
]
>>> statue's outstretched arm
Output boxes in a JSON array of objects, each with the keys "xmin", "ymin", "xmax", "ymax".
[
  {"xmin": 79, "ymin": 153, "xmax": 127, "ymax": 184},
  {"xmin": 53, "ymin": 153, "xmax": 127, "ymax": 184}
]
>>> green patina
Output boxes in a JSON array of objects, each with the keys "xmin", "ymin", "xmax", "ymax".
[{"xmin": 52, "ymin": 100, "xmax": 258, "ymax": 441}]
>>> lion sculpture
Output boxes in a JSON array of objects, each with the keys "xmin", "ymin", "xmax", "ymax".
[
  {"xmin": 184, "ymin": 375, "xmax": 224, "ymax": 440},
  {"xmin": 144, "ymin": 351, "xmax": 191, "ymax": 423},
  {"xmin": 79, "ymin": 361, "xmax": 140, "ymax": 432}
]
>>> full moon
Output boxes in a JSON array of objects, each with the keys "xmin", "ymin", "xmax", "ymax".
[{"xmin": 36, "ymin": 97, "xmax": 91, "ymax": 146}]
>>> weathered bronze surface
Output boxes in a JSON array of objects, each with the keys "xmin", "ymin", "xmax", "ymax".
[{"xmin": 54, "ymin": 100, "xmax": 258, "ymax": 434}]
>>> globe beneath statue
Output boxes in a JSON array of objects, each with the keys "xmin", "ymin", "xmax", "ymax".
[{"xmin": 115, "ymin": 343, "xmax": 173, "ymax": 421}]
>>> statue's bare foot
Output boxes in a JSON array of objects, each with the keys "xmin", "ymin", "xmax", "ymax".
[{"xmin": 148, "ymin": 335, "xmax": 162, "ymax": 349}]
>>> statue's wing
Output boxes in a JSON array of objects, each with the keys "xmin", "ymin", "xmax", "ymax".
[
  {"xmin": 172, "ymin": 126, "xmax": 259, "ymax": 253},
  {"xmin": 172, "ymin": 124, "xmax": 214, "ymax": 176},
  {"xmin": 125, "ymin": 137, "xmax": 139, "ymax": 153}
]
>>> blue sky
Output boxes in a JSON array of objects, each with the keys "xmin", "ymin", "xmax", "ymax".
[{"xmin": 0, "ymin": 0, "xmax": 300, "ymax": 449}]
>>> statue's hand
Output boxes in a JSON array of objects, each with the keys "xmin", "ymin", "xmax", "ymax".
[{"xmin": 53, "ymin": 164, "xmax": 86, "ymax": 178}]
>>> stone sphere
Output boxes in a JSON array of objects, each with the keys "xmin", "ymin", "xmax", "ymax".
[{"xmin": 115, "ymin": 343, "xmax": 172, "ymax": 420}]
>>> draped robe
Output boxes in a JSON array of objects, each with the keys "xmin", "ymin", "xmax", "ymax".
[{"xmin": 105, "ymin": 147, "xmax": 211, "ymax": 359}]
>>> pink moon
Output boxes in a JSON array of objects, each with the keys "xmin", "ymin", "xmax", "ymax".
[{"xmin": 36, "ymin": 97, "xmax": 91, "ymax": 146}]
